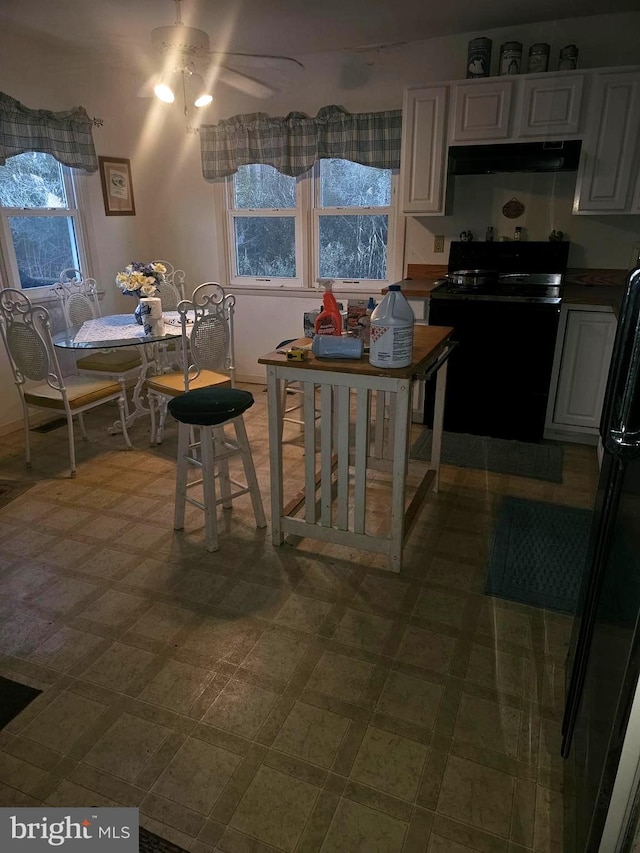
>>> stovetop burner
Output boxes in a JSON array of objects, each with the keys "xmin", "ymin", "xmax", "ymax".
[{"xmin": 431, "ymin": 272, "xmax": 563, "ymax": 304}]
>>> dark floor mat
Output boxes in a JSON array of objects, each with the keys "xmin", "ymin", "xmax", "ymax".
[
  {"xmin": 0, "ymin": 675, "xmax": 41, "ymax": 729},
  {"xmin": 139, "ymin": 827, "xmax": 189, "ymax": 852},
  {"xmin": 411, "ymin": 430, "xmax": 564, "ymax": 483},
  {"xmin": 486, "ymin": 496, "xmax": 592, "ymax": 613}
]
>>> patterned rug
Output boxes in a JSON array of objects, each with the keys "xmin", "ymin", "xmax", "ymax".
[
  {"xmin": 486, "ymin": 497, "xmax": 592, "ymax": 613},
  {"xmin": 411, "ymin": 430, "xmax": 564, "ymax": 483}
]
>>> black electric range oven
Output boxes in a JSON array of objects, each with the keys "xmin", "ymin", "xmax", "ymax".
[{"xmin": 424, "ymin": 241, "xmax": 569, "ymax": 442}]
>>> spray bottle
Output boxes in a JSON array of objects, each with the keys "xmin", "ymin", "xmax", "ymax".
[{"xmin": 314, "ymin": 280, "xmax": 342, "ymax": 336}]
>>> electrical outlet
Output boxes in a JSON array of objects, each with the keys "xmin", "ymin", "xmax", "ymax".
[{"xmin": 434, "ymin": 235, "xmax": 445, "ymax": 253}]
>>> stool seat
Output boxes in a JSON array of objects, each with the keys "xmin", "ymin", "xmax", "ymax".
[{"xmin": 168, "ymin": 388, "xmax": 254, "ymax": 426}]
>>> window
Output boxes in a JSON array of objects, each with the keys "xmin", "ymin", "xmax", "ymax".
[
  {"xmin": 0, "ymin": 152, "xmax": 87, "ymax": 291},
  {"xmin": 225, "ymin": 159, "xmax": 397, "ymax": 289}
]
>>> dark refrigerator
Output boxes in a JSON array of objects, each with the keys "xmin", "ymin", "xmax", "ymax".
[{"xmin": 561, "ymin": 267, "xmax": 640, "ymax": 852}]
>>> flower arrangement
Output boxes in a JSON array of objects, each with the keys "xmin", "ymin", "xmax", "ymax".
[{"xmin": 115, "ymin": 262, "xmax": 166, "ymax": 298}]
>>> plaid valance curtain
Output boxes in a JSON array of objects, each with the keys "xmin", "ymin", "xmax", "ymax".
[
  {"xmin": 0, "ymin": 92, "xmax": 98, "ymax": 173},
  {"xmin": 200, "ymin": 104, "xmax": 402, "ymax": 179}
]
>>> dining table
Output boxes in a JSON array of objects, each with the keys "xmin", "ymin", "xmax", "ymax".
[
  {"xmin": 52, "ymin": 312, "xmax": 186, "ymax": 435},
  {"xmin": 258, "ymin": 324, "xmax": 455, "ymax": 572}
]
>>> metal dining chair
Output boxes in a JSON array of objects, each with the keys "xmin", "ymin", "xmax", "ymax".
[
  {"xmin": 52, "ymin": 270, "xmax": 141, "ymax": 417},
  {"xmin": 146, "ymin": 282, "xmax": 235, "ymax": 444},
  {"xmin": 151, "ymin": 260, "xmax": 185, "ymax": 372},
  {"xmin": 0, "ymin": 289, "xmax": 132, "ymax": 477}
]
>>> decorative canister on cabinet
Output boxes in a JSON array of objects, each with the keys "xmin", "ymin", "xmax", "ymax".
[
  {"xmin": 527, "ymin": 43, "xmax": 550, "ymax": 73},
  {"xmin": 499, "ymin": 41, "xmax": 522, "ymax": 75},
  {"xmin": 558, "ymin": 44, "xmax": 579, "ymax": 70},
  {"xmin": 467, "ymin": 37, "xmax": 492, "ymax": 78}
]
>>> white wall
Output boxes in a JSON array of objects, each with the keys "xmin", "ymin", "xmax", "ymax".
[
  {"xmin": 407, "ymin": 172, "xmax": 640, "ymax": 270},
  {"xmin": 1, "ymin": 12, "xmax": 640, "ymax": 427}
]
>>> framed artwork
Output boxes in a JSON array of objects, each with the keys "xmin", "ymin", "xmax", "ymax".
[{"xmin": 98, "ymin": 156, "xmax": 136, "ymax": 216}]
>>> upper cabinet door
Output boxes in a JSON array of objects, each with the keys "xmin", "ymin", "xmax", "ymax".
[
  {"xmin": 518, "ymin": 74, "xmax": 585, "ymax": 137},
  {"xmin": 574, "ymin": 70, "xmax": 640, "ymax": 213},
  {"xmin": 450, "ymin": 79, "xmax": 513, "ymax": 142},
  {"xmin": 400, "ymin": 86, "xmax": 448, "ymax": 215}
]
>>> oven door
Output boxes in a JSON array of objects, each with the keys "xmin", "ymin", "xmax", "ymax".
[{"xmin": 425, "ymin": 297, "xmax": 561, "ymax": 441}]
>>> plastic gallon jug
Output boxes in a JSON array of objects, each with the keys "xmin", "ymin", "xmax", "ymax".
[{"xmin": 369, "ymin": 285, "xmax": 414, "ymax": 368}]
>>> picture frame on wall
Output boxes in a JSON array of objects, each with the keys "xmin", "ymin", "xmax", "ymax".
[{"xmin": 98, "ymin": 156, "xmax": 136, "ymax": 216}]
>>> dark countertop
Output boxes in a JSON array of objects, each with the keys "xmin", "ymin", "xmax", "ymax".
[{"xmin": 385, "ymin": 267, "xmax": 626, "ymax": 316}]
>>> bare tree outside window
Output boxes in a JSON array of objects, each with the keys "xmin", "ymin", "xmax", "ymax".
[
  {"xmin": 227, "ymin": 159, "xmax": 394, "ymax": 286},
  {"xmin": 0, "ymin": 152, "xmax": 81, "ymax": 289}
]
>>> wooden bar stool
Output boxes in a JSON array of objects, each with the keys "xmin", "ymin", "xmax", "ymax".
[{"xmin": 167, "ymin": 387, "xmax": 266, "ymax": 552}]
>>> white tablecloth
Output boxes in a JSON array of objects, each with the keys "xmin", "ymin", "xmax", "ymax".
[{"xmin": 72, "ymin": 312, "xmax": 184, "ymax": 344}]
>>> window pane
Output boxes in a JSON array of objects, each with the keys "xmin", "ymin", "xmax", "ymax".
[
  {"xmin": 9, "ymin": 216, "xmax": 79, "ymax": 288},
  {"xmin": 0, "ymin": 152, "xmax": 68, "ymax": 209},
  {"xmin": 319, "ymin": 159, "xmax": 391, "ymax": 208},
  {"xmin": 233, "ymin": 164, "xmax": 296, "ymax": 209},
  {"xmin": 234, "ymin": 217, "xmax": 296, "ymax": 277},
  {"xmin": 319, "ymin": 214, "xmax": 388, "ymax": 280}
]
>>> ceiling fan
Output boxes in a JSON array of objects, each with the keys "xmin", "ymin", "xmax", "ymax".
[{"xmin": 140, "ymin": 0, "xmax": 304, "ymax": 112}]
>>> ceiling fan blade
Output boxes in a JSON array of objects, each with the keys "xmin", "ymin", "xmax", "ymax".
[
  {"xmin": 217, "ymin": 66, "xmax": 278, "ymax": 98},
  {"xmin": 209, "ymin": 52, "xmax": 304, "ymax": 71}
]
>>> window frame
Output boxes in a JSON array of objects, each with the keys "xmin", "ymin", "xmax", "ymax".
[
  {"xmin": 225, "ymin": 170, "xmax": 307, "ymax": 288},
  {"xmin": 0, "ymin": 154, "xmax": 90, "ymax": 296},
  {"xmin": 221, "ymin": 160, "xmax": 401, "ymax": 292}
]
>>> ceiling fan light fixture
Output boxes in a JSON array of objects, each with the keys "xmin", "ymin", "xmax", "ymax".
[
  {"xmin": 194, "ymin": 93, "xmax": 213, "ymax": 108},
  {"xmin": 189, "ymin": 72, "xmax": 212, "ymax": 108},
  {"xmin": 153, "ymin": 80, "xmax": 176, "ymax": 103}
]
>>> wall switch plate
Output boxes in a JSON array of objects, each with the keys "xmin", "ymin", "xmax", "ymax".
[{"xmin": 434, "ymin": 235, "xmax": 445, "ymax": 253}]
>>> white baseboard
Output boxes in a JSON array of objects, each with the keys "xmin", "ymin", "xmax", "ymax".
[
  {"xmin": 236, "ymin": 372, "xmax": 267, "ymax": 386},
  {"xmin": 544, "ymin": 427, "xmax": 598, "ymax": 446}
]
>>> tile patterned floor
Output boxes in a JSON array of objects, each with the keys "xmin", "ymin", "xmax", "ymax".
[{"xmin": 0, "ymin": 386, "xmax": 599, "ymax": 852}]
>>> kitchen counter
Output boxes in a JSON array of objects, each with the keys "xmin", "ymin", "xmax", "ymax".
[
  {"xmin": 385, "ymin": 266, "xmax": 627, "ymax": 316},
  {"xmin": 563, "ymin": 268, "xmax": 627, "ymax": 315}
]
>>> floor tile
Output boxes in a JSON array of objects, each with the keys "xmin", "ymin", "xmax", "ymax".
[
  {"xmin": 453, "ymin": 693, "xmax": 522, "ymax": 759},
  {"xmin": 413, "ymin": 588, "xmax": 467, "ymax": 628},
  {"xmin": 396, "ymin": 625, "xmax": 456, "ymax": 673},
  {"xmin": 137, "ymin": 659, "xmax": 213, "ymax": 714},
  {"xmin": 321, "ymin": 797, "xmax": 407, "ymax": 852},
  {"xmin": 203, "ymin": 677, "xmax": 279, "ymax": 739},
  {"xmin": 465, "ymin": 644, "xmax": 526, "ymax": 697},
  {"xmin": 376, "ymin": 670, "xmax": 442, "ymax": 729},
  {"xmin": 80, "ymin": 643, "xmax": 158, "ymax": 692},
  {"xmin": 351, "ymin": 726, "xmax": 428, "ymax": 802},
  {"xmin": 83, "ymin": 712, "xmax": 171, "ymax": 782},
  {"xmin": 20, "ymin": 692, "xmax": 108, "ymax": 753},
  {"xmin": 437, "ymin": 754, "xmax": 515, "ymax": 838},
  {"xmin": 152, "ymin": 736, "xmax": 240, "ymax": 814},
  {"xmin": 273, "ymin": 593, "xmax": 333, "ymax": 633},
  {"xmin": 241, "ymin": 632, "xmax": 309, "ymax": 682},
  {"xmin": 332, "ymin": 609, "xmax": 393, "ymax": 653},
  {"xmin": 273, "ymin": 700, "xmax": 350, "ymax": 769},
  {"xmin": 229, "ymin": 765, "xmax": 320, "ymax": 852},
  {"xmin": 306, "ymin": 651, "xmax": 374, "ymax": 705}
]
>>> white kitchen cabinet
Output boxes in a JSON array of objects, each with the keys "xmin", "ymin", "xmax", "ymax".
[
  {"xmin": 545, "ymin": 305, "xmax": 617, "ymax": 442},
  {"xmin": 450, "ymin": 79, "xmax": 513, "ymax": 142},
  {"xmin": 400, "ymin": 86, "xmax": 448, "ymax": 214},
  {"xmin": 574, "ymin": 70, "xmax": 640, "ymax": 213},
  {"xmin": 518, "ymin": 73, "xmax": 585, "ymax": 138}
]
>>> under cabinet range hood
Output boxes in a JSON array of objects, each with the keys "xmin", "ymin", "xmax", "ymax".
[{"xmin": 448, "ymin": 140, "xmax": 582, "ymax": 175}]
